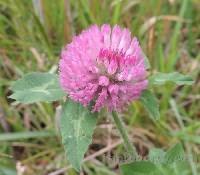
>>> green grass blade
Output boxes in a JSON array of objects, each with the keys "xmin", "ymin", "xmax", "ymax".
[{"xmin": 0, "ymin": 131, "xmax": 55, "ymax": 141}]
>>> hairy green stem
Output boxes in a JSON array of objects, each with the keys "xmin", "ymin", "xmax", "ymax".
[{"xmin": 112, "ymin": 111, "xmax": 137, "ymax": 158}]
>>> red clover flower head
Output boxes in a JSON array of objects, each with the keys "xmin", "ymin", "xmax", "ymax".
[{"xmin": 59, "ymin": 24, "xmax": 148, "ymax": 112}]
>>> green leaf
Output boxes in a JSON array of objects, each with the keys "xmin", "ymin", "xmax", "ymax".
[
  {"xmin": 163, "ymin": 143, "xmax": 185, "ymax": 164},
  {"xmin": 148, "ymin": 148, "xmax": 166, "ymax": 164},
  {"xmin": 156, "ymin": 162, "xmax": 191, "ymax": 175},
  {"xmin": 149, "ymin": 72, "xmax": 194, "ymax": 85},
  {"xmin": 140, "ymin": 90, "xmax": 160, "ymax": 120},
  {"xmin": 0, "ymin": 166, "xmax": 17, "ymax": 175},
  {"xmin": 120, "ymin": 161, "xmax": 159, "ymax": 175},
  {"xmin": 142, "ymin": 51, "xmax": 151, "ymax": 69},
  {"xmin": 60, "ymin": 99, "xmax": 98, "ymax": 171},
  {"xmin": 10, "ymin": 72, "xmax": 65, "ymax": 103}
]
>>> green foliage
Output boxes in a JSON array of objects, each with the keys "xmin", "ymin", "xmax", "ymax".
[
  {"xmin": 149, "ymin": 72, "xmax": 194, "ymax": 86},
  {"xmin": 142, "ymin": 51, "xmax": 151, "ymax": 69},
  {"xmin": 0, "ymin": 166, "xmax": 17, "ymax": 175},
  {"xmin": 10, "ymin": 72, "xmax": 65, "ymax": 103},
  {"xmin": 148, "ymin": 143, "xmax": 185, "ymax": 165},
  {"xmin": 60, "ymin": 99, "xmax": 98, "ymax": 171},
  {"xmin": 148, "ymin": 148, "xmax": 166, "ymax": 164},
  {"xmin": 0, "ymin": 131, "xmax": 55, "ymax": 141},
  {"xmin": 120, "ymin": 161, "xmax": 158, "ymax": 175},
  {"xmin": 163, "ymin": 143, "xmax": 184, "ymax": 164},
  {"xmin": 140, "ymin": 90, "xmax": 160, "ymax": 120},
  {"xmin": 120, "ymin": 143, "xmax": 189, "ymax": 175}
]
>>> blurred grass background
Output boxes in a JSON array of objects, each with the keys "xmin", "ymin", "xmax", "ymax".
[{"xmin": 0, "ymin": 0, "xmax": 199, "ymax": 174}]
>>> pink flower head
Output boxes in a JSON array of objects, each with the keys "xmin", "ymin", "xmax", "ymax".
[{"xmin": 59, "ymin": 24, "xmax": 148, "ymax": 112}]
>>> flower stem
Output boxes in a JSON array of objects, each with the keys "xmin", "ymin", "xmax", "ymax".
[{"xmin": 112, "ymin": 111, "xmax": 137, "ymax": 158}]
